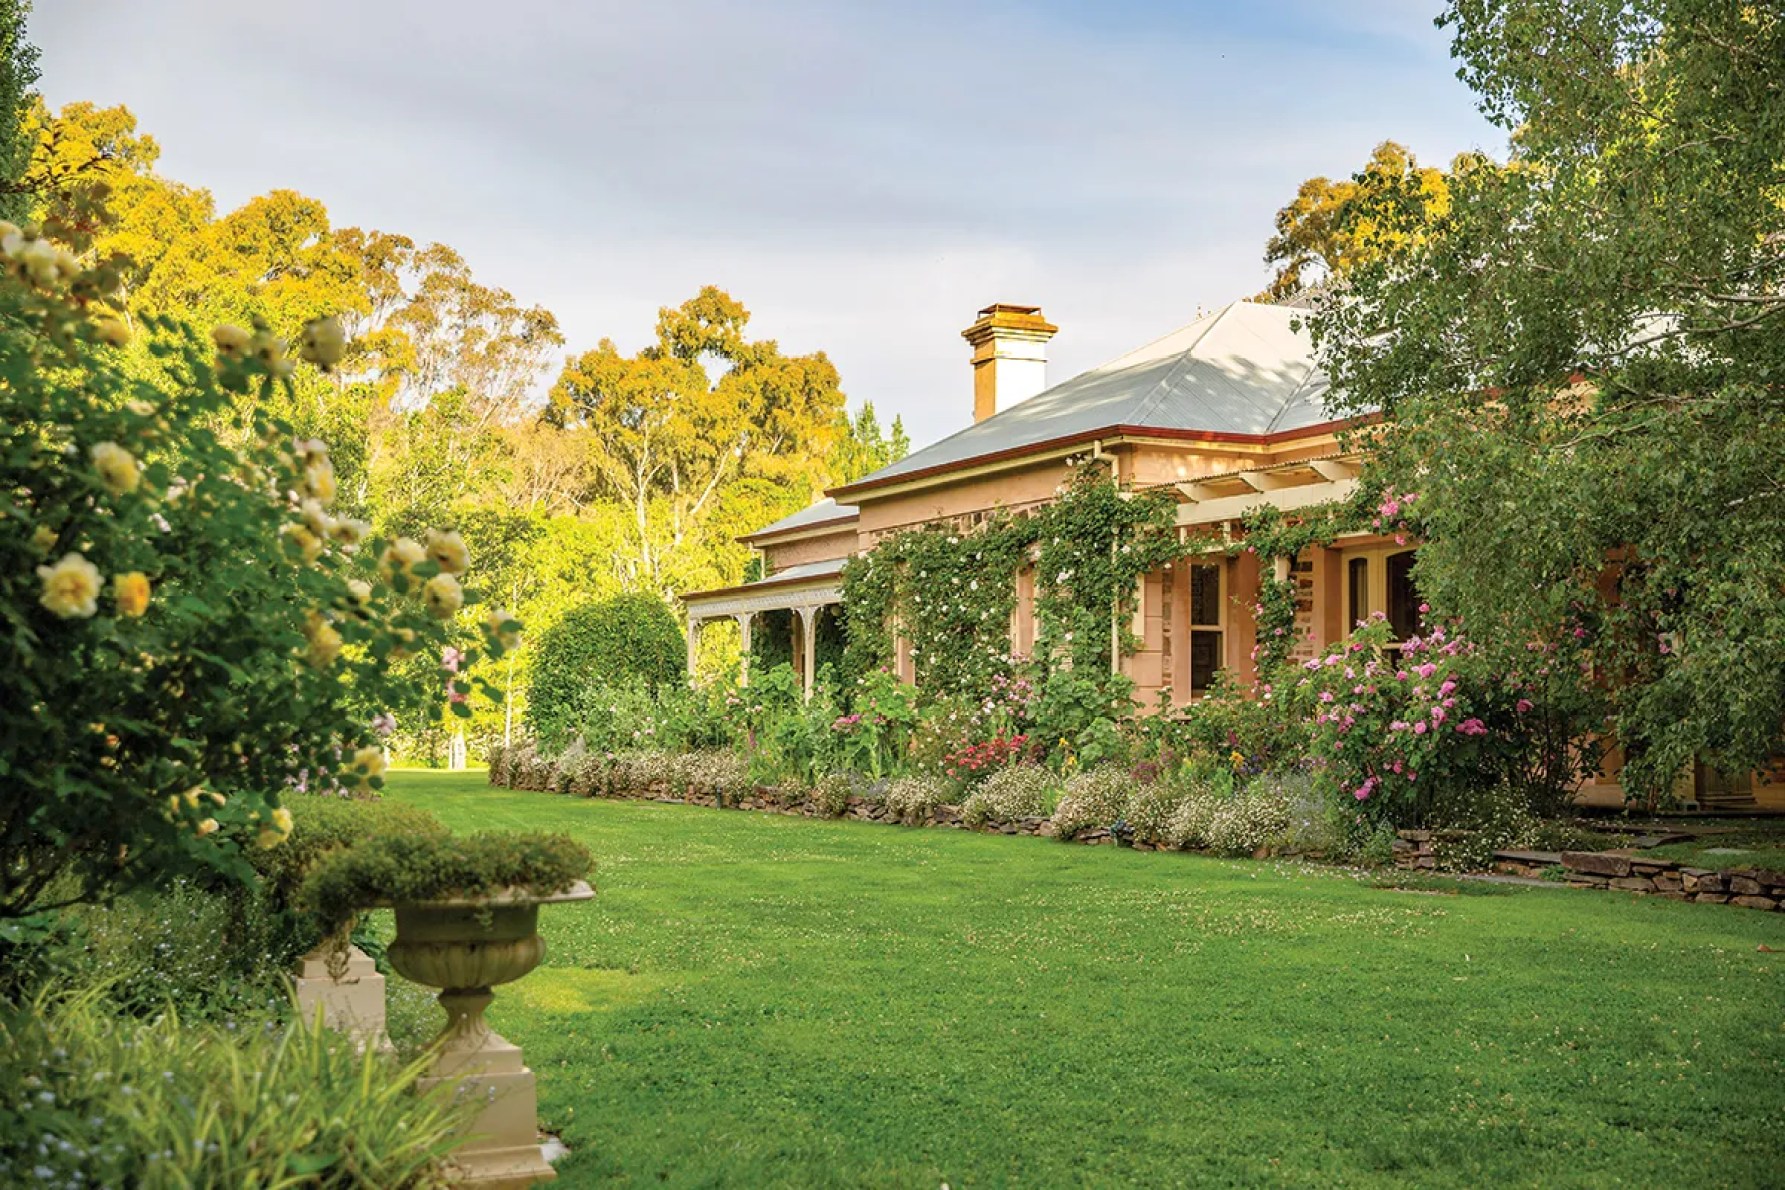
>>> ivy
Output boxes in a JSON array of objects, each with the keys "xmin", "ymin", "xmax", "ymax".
[{"xmin": 841, "ymin": 464, "xmax": 1177, "ymax": 722}]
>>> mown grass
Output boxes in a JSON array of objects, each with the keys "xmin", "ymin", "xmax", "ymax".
[
  {"xmin": 1645, "ymin": 819, "xmax": 1785, "ymax": 871},
  {"xmin": 385, "ymin": 770, "xmax": 1785, "ymax": 1188}
]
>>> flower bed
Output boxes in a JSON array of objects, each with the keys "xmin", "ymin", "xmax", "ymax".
[{"xmin": 487, "ymin": 741, "xmax": 1783, "ymax": 912}]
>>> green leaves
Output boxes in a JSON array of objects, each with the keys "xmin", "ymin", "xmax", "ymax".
[{"xmin": 1309, "ymin": 1, "xmax": 1785, "ymax": 803}]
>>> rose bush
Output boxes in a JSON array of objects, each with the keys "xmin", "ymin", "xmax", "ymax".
[
  {"xmin": 0, "ymin": 211, "xmax": 515, "ymax": 925},
  {"xmin": 1281, "ymin": 615, "xmax": 1581, "ymax": 827}
]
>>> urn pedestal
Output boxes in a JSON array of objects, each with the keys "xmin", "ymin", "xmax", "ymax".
[
  {"xmin": 292, "ymin": 942, "xmax": 393, "ymax": 1053},
  {"xmin": 386, "ymin": 883, "xmax": 594, "ymax": 1189}
]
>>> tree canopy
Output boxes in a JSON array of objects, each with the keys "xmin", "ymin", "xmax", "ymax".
[{"xmin": 1310, "ymin": 0, "xmax": 1785, "ymax": 799}]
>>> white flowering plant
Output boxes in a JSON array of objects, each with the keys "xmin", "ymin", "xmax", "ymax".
[{"xmin": 0, "ymin": 212, "xmax": 519, "ymax": 925}]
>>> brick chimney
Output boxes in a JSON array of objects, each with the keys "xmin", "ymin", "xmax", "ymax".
[{"xmin": 961, "ymin": 303, "xmax": 1058, "ymax": 423}]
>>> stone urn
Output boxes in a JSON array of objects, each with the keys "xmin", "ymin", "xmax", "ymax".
[{"xmin": 386, "ymin": 881, "xmax": 595, "ymax": 1188}]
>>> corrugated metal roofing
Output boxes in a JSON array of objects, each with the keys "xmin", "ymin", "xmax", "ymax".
[
  {"xmin": 742, "ymin": 497, "xmax": 858, "ymax": 541},
  {"xmin": 838, "ymin": 301, "xmax": 1331, "ymax": 491}
]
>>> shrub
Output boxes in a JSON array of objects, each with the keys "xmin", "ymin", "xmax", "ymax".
[
  {"xmin": 884, "ymin": 775, "xmax": 953, "ymax": 823},
  {"xmin": 944, "ymin": 733, "xmax": 1037, "ymax": 786},
  {"xmin": 1282, "ymin": 617, "xmax": 1588, "ymax": 828},
  {"xmin": 961, "ymin": 765, "xmax": 1060, "ymax": 826},
  {"xmin": 300, "ymin": 831, "xmax": 593, "ymax": 940},
  {"xmin": 249, "ymin": 794, "xmax": 449, "ymax": 913},
  {"xmin": 1164, "ymin": 788, "xmax": 1220, "ymax": 851},
  {"xmin": 812, "ymin": 772, "xmax": 859, "ymax": 817},
  {"xmin": 1206, "ymin": 777, "xmax": 1295, "ymax": 857},
  {"xmin": 0, "ymin": 988, "xmax": 469, "ymax": 1187},
  {"xmin": 0, "ymin": 230, "xmax": 499, "ymax": 922},
  {"xmin": 528, "ymin": 593, "xmax": 685, "ymax": 748},
  {"xmin": 1427, "ymin": 780, "xmax": 1539, "ymax": 871},
  {"xmin": 1122, "ymin": 781, "xmax": 1192, "ymax": 845},
  {"xmin": 1051, "ymin": 766, "xmax": 1138, "ymax": 839}
]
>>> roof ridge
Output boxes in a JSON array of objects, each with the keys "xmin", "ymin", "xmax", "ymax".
[
  {"xmin": 1264, "ymin": 315, "xmax": 1323, "ymax": 432},
  {"xmin": 1124, "ymin": 301, "xmax": 1239, "ymax": 429}
]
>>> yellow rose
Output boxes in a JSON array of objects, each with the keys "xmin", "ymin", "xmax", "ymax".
[
  {"xmin": 90, "ymin": 441, "xmax": 140, "ymax": 495},
  {"xmin": 350, "ymin": 745, "xmax": 388, "ymax": 789},
  {"xmin": 282, "ymin": 522, "xmax": 324, "ymax": 563},
  {"xmin": 305, "ymin": 612, "xmax": 343, "ymax": 668},
  {"xmin": 212, "ymin": 324, "xmax": 251, "ymax": 357},
  {"xmin": 112, "ymin": 571, "xmax": 151, "ymax": 617},
  {"xmin": 196, "ymin": 818, "xmax": 220, "ymax": 836},
  {"xmin": 346, "ymin": 578, "xmax": 373, "ymax": 606},
  {"xmin": 330, "ymin": 516, "xmax": 369, "ymax": 547},
  {"xmin": 30, "ymin": 524, "xmax": 56, "ymax": 554},
  {"xmin": 425, "ymin": 528, "xmax": 470, "ymax": 576},
  {"xmin": 95, "ymin": 317, "xmax": 131, "ymax": 347},
  {"xmin": 296, "ymin": 315, "xmax": 347, "ymax": 368},
  {"xmin": 485, "ymin": 607, "xmax": 521, "ymax": 649},
  {"xmin": 380, "ymin": 537, "xmax": 427, "ymax": 584},
  {"xmin": 37, "ymin": 552, "xmax": 102, "ymax": 619},
  {"xmin": 422, "ymin": 572, "xmax": 463, "ymax": 620},
  {"xmin": 303, "ymin": 458, "xmax": 336, "ymax": 504}
]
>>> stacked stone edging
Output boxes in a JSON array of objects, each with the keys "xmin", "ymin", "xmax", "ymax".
[{"xmin": 1394, "ymin": 829, "xmax": 1783, "ymax": 911}]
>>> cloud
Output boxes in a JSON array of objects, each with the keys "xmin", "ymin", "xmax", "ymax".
[{"xmin": 31, "ymin": 0, "xmax": 1501, "ymax": 446}]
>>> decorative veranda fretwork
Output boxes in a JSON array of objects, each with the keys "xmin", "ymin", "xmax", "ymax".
[{"xmin": 684, "ymin": 581, "xmax": 841, "ymax": 695}]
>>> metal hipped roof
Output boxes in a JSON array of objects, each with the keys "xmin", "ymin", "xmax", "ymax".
[
  {"xmin": 740, "ymin": 497, "xmax": 859, "ymax": 543},
  {"xmin": 833, "ymin": 301, "xmax": 1334, "ymax": 495}
]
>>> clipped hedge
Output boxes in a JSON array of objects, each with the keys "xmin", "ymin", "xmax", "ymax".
[{"xmin": 527, "ymin": 593, "xmax": 685, "ymax": 748}]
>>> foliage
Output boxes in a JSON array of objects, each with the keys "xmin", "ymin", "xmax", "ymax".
[
  {"xmin": 959, "ymin": 764, "xmax": 1060, "ymax": 826},
  {"xmin": 1049, "ymin": 766, "xmax": 1139, "ymax": 840},
  {"xmin": 0, "ymin": 986, "xmax": 468, "ymax": 1188},
  {"xmin": 0, "ymin": 0, "xmax": 37, "ymax": 225},
  {"xmin": 1257, "ymin": 140, "xmax": 1453, "ymax": 302},
  {"xmin": 882, "ymin": 775, "xmax": 953, "ymax": 823},
  {"xmin": 827, "ymin": 400, "xmax": 909, "ymax": 485},
  {"xmin": 943, "ymin": 732, "xmax": 1035, "ymax": 787},
  {"xmin": 1311, "ymin": 0, "xmax": 1785, "ymax": 803},
  {"xmin": 300, "ymin": 830, "xmax": 592, "ymax": 940},
  {"xmin": 830, "ymin": 668, "xmax": 919, "ymax": 779},
  {"xmin": 1281, "ymin": 618, "xmax": 1584, "ymax": 828},
  {"xmin": 840, "ymin": 467, "xmax": 1176, "ymax": 765},
  {"xmin": 547, "ymin": 287, "xmax": 845, "ymax": 595},
  {"xmin": 5, "ymin": 880, "xmax": 295, "ymax": 1020},
  {"xmin": 527, "ymin": 592, "xmax": 685, "ymax": 748},
  {"xmin": 247, "ymin": 793, "xmax": 449, "ymax": 912},
  {"xmin": 0, "ymin": 212, "xmax": 502, "ymax": 922},
  {"xmin": 561, "ymin": 676, "xmax": 738, "ymax": 757}
]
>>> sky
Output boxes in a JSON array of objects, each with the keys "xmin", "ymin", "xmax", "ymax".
[{"xmin": 32, "ymin": 0, "xmax": 1505, "ymax": 447}]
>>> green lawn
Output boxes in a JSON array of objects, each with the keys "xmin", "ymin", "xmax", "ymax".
[
  {"xmin": 1644, "ymin": 819, "xmax": 1785, "ymax": 871},
  {"xmin": 385, "ymin": 771, "xmax": 1785, "ymax": 1188}
]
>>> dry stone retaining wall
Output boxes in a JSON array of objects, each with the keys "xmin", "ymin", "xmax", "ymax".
[{"xmin": 1396, "ymin": 830, "xmax": 1782, "ymax": 911}]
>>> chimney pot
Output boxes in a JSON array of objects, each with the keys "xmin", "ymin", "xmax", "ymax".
[{"xmin": 962, "ymin": 303, "xmax": 1058, "ymax": 423}]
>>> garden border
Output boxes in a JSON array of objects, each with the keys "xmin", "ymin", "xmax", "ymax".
[{"xmin": 486, "ymin": 744, "xmax": 1783, "ymax": 912}]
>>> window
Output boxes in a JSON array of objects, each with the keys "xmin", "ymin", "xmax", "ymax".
[
  {"xmin": 1347, "ymin": 557, "xmax": 1369, "ymax": 631},
  {"xmin": 1188, "ymin": 562, "xmax": 1223, "ymax": 694},
  {"xmin": 1342, "ymin": 547, "xmax": 1423, "ymax": 643},
  {"xmin": 1385, "ymin": 550, "xmax": 1421, "ymax": 640}
]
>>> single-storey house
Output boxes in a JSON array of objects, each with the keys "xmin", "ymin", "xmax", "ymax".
[{"xmin": 681, "ymin": 300, "xmax": 1776, "ymax": 811}]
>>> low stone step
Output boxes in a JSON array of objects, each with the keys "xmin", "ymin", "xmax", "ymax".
[{"xmin": 1493, "ymin": 849, "xmax": 1563, "ymax": 866}]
